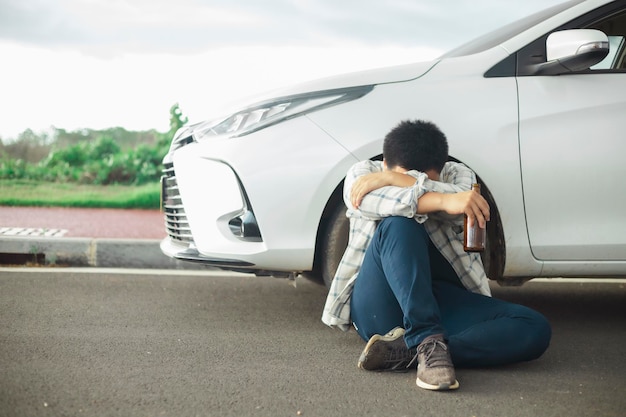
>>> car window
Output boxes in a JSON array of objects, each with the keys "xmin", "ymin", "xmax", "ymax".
[
  {"xmin": 588, "ymin": 10, "xmax": 626, "ymax": 70},
  {"xmin": 592, "ymin": 36, "xmax": 626, "ymax": 69}
]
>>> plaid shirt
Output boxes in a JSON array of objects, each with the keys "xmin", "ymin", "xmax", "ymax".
[{"xmin": 322, "ymin": 160, "xmax": 492, "ymax": 330}]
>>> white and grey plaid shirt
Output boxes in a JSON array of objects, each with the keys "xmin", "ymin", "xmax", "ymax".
[{"xmin": 321, "ymin": 160, "xmax": 492, "ymax": 331}]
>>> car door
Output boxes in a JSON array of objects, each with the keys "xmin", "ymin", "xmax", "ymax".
[{"xmin": 517, "ymin": 4, "xmax": 626, "ymax": 263}]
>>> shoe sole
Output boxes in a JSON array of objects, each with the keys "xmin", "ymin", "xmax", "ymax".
[
  {"xmin": 357, "ymin": 327, "xmax": 406, "ymax": 370},
  {"xmin": 416, "ymin": 377, "xmax": 460, "ymax": 391}
]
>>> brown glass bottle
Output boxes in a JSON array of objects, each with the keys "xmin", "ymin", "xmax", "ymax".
[{"xmin": 463, "ymin": 183, "xmax": 486, "ymax": 252}]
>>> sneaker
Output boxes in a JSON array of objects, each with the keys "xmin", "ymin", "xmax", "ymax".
[
  {"xmin": 358, "ymin": 327, "xmax": 417, "ymax": 372},
  {"xmin": 415, "ymin": 334, "xmax": 459, "ymax": 391}
]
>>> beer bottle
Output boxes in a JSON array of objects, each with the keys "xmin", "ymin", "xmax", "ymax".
[{"xmin": 464, "ymin": 183, "xmax": 486, "ymax": 252}]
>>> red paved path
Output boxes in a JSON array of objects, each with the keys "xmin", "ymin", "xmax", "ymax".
[{"xmin": 0, "ymin": 206, "xmax": 166, "ymax": 239}]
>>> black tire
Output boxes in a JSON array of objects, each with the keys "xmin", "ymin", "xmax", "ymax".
[
  {"xmin": 475, "ymin": 179, "xmax": 505, "ymax": 283},
  {"xmin": 319, "ymin": 202, "xmax": 349, "ymax": 288}
]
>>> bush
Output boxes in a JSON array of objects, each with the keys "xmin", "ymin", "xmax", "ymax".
[
  {"xmin": 1, "ymin": 133, "xmax": 171, "ymax": 185},
  {"xmin": 90, "ymin": 136, "xmax": 121, "ymax": 160},
  {"xmin": 45, "ymin": 142, "xmax": 90, "ymax": 167},
  {"xmin": 0, "ymin": 103, "xmax": 186, "ymax": 186},
  {"xmin": 0, "ymin": 158, "xmax": 27, "ymax": 179}
]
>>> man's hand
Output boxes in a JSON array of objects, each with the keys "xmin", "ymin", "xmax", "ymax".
[
  {"xmin": 417, "ymin": 189, "xmax": 490, "ymax": 228},
  {"xmin": 441, "ymin": 190, "xmax": 490, "ymax": 228},
  {"xmin": 350, "ymin": 171, "xmax": 416, "ymax": 209}
]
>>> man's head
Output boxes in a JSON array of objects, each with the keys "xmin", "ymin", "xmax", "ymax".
[{"xmin": 382, "ymin": 120, "xmax": 449, "ymax": 176}]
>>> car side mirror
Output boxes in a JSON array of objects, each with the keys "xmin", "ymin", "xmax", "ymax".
[{"xmin": 531, "ymin": 29, "xmax": 609, "ymax": 75}]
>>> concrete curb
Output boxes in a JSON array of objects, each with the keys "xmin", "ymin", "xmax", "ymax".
[{"xmin": 0, "ymin": 237, "xmax": 209, "ymax": 270}]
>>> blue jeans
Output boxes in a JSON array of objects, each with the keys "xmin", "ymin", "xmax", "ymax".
[{"xmin": 350, "ymin": 217, "xmax": 551, "ymax": 368}]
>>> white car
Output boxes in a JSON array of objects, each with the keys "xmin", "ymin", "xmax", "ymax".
[{"xmin": 161, "ymin": 0, "xmax": 626, "ymax": 286}]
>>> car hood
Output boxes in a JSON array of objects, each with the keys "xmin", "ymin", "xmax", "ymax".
[
  {"xmin": 242, "ymin": 59, "xmax": 440, "ymax": 104},
  {"xmin": 187, "ymin": 59, "xmax": 441, "ymax": 130}
]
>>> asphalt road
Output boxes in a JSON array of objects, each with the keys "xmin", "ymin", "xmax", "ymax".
[{"xmin": 1, "ymin": 268, "xmax": 624, "ymax": 417}]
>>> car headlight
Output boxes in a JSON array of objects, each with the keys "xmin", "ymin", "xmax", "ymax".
[
  {"xmin": 167, "ymin": 125, "xmax": 195, "ymax": 152},
  {"xmin": 193, "ymin": 85, "xmax": 374, "ymax": 140}
]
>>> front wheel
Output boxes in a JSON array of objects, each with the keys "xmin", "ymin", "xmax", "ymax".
[{"xmin": 318, "ymin": 202, "xmax": 349, "ymax": 288}]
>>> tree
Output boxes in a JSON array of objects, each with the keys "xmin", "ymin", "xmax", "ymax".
[
  {"xmin": 90, "ymin": 136, "xmax": 121, "ymax": 160},
  {"xmin": 169, "ymin": 103, "xmax": 188, "ymax": 136},
  {"xmin": 2, "ymin": 129, "xmax": 52, "ymax": 163}
]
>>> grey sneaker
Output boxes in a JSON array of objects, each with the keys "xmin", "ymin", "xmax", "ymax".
[
  {"xmin": 415, "ymin": 334, "xmax": 459, "ymax": 391},
  {"xmin": 358, "ymin": 327, "xmax": 417, "ymax": 372}
]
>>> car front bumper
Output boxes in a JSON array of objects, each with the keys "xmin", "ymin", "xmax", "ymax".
[{"xmin": 159, "ymin": 115, "xmax": 358, "ymax": 275}]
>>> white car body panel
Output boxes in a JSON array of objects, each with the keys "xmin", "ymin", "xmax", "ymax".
[{"xmin": 518, "ymin": 72, "xmax": 626, "ymax": 264}]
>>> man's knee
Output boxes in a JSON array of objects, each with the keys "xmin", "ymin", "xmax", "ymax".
[
  {"xmin": 372, "ymin": 217, "xmax": 430, "ymax": 258},
  {"xmin": 378, "ymin": 217, "xmax": 426, "ymax": 238},
  {"xmin": 528, "ymin": 310, "xmax": 552, "ymax": 359},
  {"xmin": 373, "ymin": 217, "xmax": 430, "ymax": 257},
  {"xmin": 514, "ymin": 306, "xmax": 552, "ymax": 361}
]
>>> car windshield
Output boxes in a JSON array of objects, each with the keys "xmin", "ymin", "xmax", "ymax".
[{"xmin": 440, "ymin": 0, "xmax": 586, "ymax": 58}]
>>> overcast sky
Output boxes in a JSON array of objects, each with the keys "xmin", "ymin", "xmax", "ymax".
[{"xmin": 0, "ymin": 0, "xmax": 566, "ymax": 140}]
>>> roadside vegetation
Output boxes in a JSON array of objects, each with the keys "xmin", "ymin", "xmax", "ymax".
[
  {"xmin": 0, "ymin": 180, "xmax": 159, "ymax": 209},
  {"xmin": 0, "ymin": 104, "xmax": 187, "ymax": 209}
]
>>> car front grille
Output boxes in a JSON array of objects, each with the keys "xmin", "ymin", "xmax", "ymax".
[{"xmin": 161, "ymin": 162, "xmax": 194, "ymax": 243}]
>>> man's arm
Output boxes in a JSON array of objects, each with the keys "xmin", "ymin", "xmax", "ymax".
[
  {"xmin": 416, "ymin": 190, "xmax": 489, "ymax": 228},
  {"xmin": 350, "ymin": 170, "xmax": 417, "ymax": 208},
  {"xmin": 347, "ymin": 160, "xmax": 489, "ymax": 227},
  {"xmin": 344, "ymin": 160, "xmax": 427, "ymax": 220},
  {"xmin": 422, "ymin": 161, "xmax": 475, "ymax": 194},
  {"xmin": 419, "ymin": 162, "xmax": 490, "ymax": 228}
]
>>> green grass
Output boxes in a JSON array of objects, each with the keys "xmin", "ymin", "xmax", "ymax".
[{"xmin": 0, "ymin": 179, "xmax": 160, "ymax": 209}]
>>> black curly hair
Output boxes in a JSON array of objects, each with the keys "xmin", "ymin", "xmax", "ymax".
[{"xmin": 382, "ymin": 120, "xmax": 448, "ymax": 173}]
